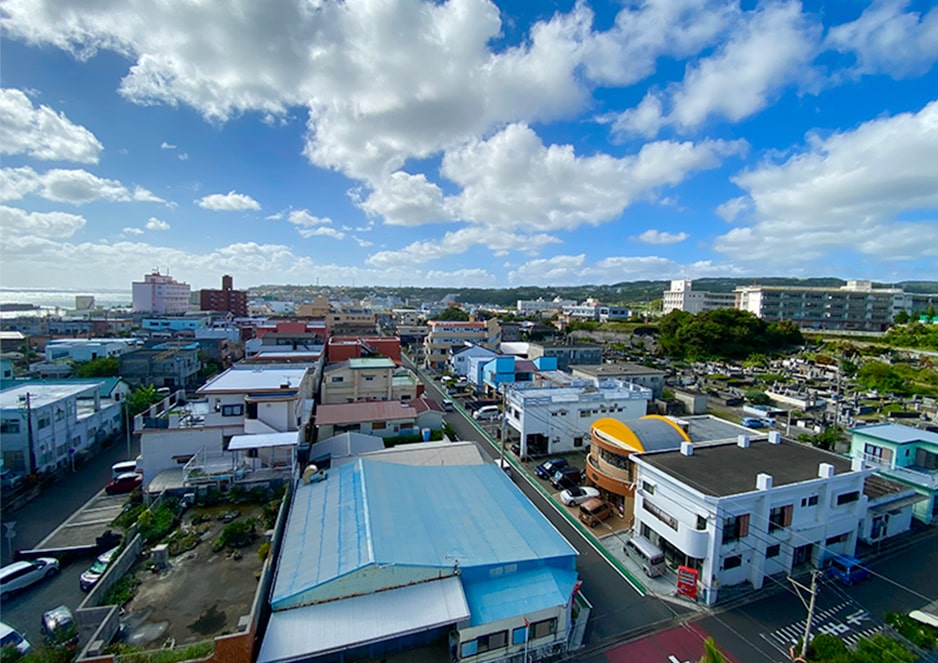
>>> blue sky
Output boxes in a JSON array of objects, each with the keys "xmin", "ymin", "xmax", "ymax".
[{"xmin": 1, "ymin": 0, "xmax": 937, "ymax": 291}]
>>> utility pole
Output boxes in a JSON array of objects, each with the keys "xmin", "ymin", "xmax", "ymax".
[
  {"xmin": 789, "ymin": 570, "xmax": 820, "ymax": 660},
  {"xmin": 24, "ymin": 392, "xmax": 36, "ymax": 475}
]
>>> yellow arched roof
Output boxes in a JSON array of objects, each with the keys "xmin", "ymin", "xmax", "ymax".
[{"xmin": 591, "ymin": 415, "xmax": 691, "ymax": 452}]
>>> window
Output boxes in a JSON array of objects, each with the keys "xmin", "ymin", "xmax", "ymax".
[
  {"xmin": 475, "ymin": 631, "xmax": 507, "ymax": 653},
  {"xmin": 330, "ymin": 376, "xmax": 344, "ymax": 383},
  {"xmin": 37, "ymin": 414, "xmax": 51, "ymax": 429},
  {"xmin": 643, "ymin": 499, "xmax": 678, "ymax": 530},
  {"xmin": 372, "ymin": 421, "xmax": 386, "ymax": 430},
  {"xmin": 723, "ymin": 555, "xmax": 742, "ymax": 570},
  {"xmin": 836, "ymin": 491, "xmax": 860, "ymax": 506},
  {"xmin": 768, "ymin": 504, "xmax": 793, "ymax": 532},
  {"xmin": 579, "ymin": 410, "xmax": 590, "ymax": 418},
  {"xmin": 696, "ymin": 515, "xmax": 708, "ymax": 531},
  {"xmin": 221, "ymin": 404, "xmax": 243, "ymax": 417},
  {"xmin": 529, "ymin": 618, "xmax": 557, "ymax": 640},
  {"xmin": 722, "ymin": 514, "xmax": 750, "ymax": 543},
  {"xmin": 642, "ymin": 481, "xmax": 655, "ymax": 495},
  {"xmin": 801, "ymin": 495, "xmax": 819, "ymax": 507},
  {"xmin": 364, "ymin": 375, "xmax": 374, "ymax": 381},
  {"xmin": 766, "ymin": 544, "xmax": 781, "ymax": 558},
  {"xmin": 0, "ymin": 419, "xmax": 20, "ymax": 434},
  {"xmin": 826, "ymin": 532, "xmax": 849, "ymax": 545},
  {"xmin": 573, "ymin": 436, "xmax": 584, "ymax": 448},
  {"xmin": 512, "ymin": 626, "xmax": 527, "ymax": 645}
]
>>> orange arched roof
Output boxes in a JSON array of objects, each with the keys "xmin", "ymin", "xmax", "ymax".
[
  {"xmin": 592, "ymin": 418, "xmax": 645, "ymax": 451},
  {"xmin": 591, "ymin": 415, "xmax": 691, "ymax": 452}
]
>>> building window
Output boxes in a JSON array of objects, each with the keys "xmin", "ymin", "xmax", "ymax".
[
  {"xmin": 0, "ymin": 419, "xmax": 20, "ymax": 434},
  {"xmin": 37, "ymin": 414, "xmax": 51, "ymax": 429},
  {"xmin": 826, "ymin": 532, "xmax": 849, "ymax": 545},
  {"xmin": 723, "ymin": 555, "xmax": 742, "ymax": 570},
  {"xmin": 722, "ymin": 514, "xmax": 750, "ymax": 543},
  {"xmin": 768, "ymin": 504, "xmax": 793, "ymax": 532},
  {"xmin": 529, "ymin": 618, "xmax": 557, "ymax": 640},
  {"xmin": 642, "ymin": 481, "xmax": 655, "ymax": 495},
  {"xmin": 221, "ymin": 404, "xmax": 243, "ymax": 417},
  {"xmin": 573, "ymin": 436, "xmax": 584, "ymax": 448},
  {"xmin": 512, "ymin": 626, "xmax": 527, "ymax": 646},
  {"xmin": 372, "ymin": 421, "xmax": 386, "ymax": 430},
  {"xmin": 801, "ymin": 495, "xmax": 819, "ymax": 507},
  {"xmin": 579, "ymin": 410, "xmax": 590, "ymax": 418},
  {"xmin": 766, "ymin": 544, "xmax": 781, "ymax": 558},
  {"xmin": 364, "ymin": 375, "xmax": 374, "ymax": 381},
  {"xmin": 331, "ymin": 376, "xmax": 344, "ymax": 383},
  {"xmin": 475, "ymin": 631, "xmax": 507, "ymax": 653},
  {"xmin": 836, "ymin": 491, "xmax": 860, "ymax": 506},
  {"xmin": 696, "ymin": 515, "xmax": 707, "ymax": 531},
  {"xmin": 643, "ymin": 499, "xmax": 678, "ymax": 530}
]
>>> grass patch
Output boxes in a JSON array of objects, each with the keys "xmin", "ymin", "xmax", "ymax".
[
  {"xmin": 102, "ymin": 574, "xmax": 140, "ymax": 606},
  {"xmin": 109, "ymin": 641, "xmax": 214, "ymax": 663}
]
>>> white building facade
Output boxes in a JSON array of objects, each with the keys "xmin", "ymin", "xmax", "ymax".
[
  {"xmin": 0, "ymin": 383, "xmax": 123, "ymax": 474},
  {"xmin": 504, "ymin": 379, "xmax": 652, "ymax": 457},
  {"xmin": 631, "ymin": 434, "xmax": 873, "ymax": 606},
  {"xmin": 662, "ymin": 280, "xmax": 737, "ymax": 314}
]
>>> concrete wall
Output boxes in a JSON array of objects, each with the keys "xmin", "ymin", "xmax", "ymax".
[{"xmin": 81, "ymin": 534, "xmax": 143, "ymax": 608}]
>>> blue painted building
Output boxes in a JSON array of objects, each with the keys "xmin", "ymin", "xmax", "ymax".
[{"xmin": 259, "ymin": 460, "xmax": 580, "ymax": 663}]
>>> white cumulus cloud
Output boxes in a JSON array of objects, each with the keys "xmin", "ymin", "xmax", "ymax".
[
  {"xmin": 0, "ymin": 166, "xmax": 163, "ymax": 204},
  {"xmin": 715, "ymin": 98, "xmax": 938, "ymax": 265},
  {"xmin": 1, "ymin": 204, "xmax": 86, "ymax": 238},
  {"xmin": 146, "ymin": 217, "xmax": 170, "ymax": 231},
  {"xmin": 196, "ymin": 190, "xmax": 260, "ymax": 211},
  {"xmin": 0, "ymin": 88, "xmax": 103, "ymax": 163},
  {"xmin": 634, "ymin": 229, "xmax": 689, "ymax": 245}
]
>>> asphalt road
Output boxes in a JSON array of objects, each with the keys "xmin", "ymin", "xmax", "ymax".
[
  {"xmin": 0, "ymin": 435, "xmax": 140, "ymax": 649},
  {"xmin": 407, "ymin": 356, "xmax": 686, "ymax": 648}
]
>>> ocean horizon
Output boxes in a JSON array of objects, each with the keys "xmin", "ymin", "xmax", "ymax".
[{"xmin": 0, "ymin": 287, "xmax": 133, "ymax": 315}]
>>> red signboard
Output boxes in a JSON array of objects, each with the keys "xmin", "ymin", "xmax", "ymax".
[{"xmin": 676, "ymin": 565, "xmax": 698, "ymax": 600}]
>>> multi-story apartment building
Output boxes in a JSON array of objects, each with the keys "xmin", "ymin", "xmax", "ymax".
[
  {"xmin": 118, "ymin": 343, "xmax": 201, "ymax": 389},
  {"xmin": 325, "ymin": 310, "xmax": 377, "ymax": 337},
  {"xmin": 132, "ymin": 271, "xmax": 191, "ymax": 314},
  {"xmin": 423, "ymin": 318, "xmax": 501, "ymax": 370},
  {"xmin": 1, "ymin": 382, "xmax": 123, "ymax": 474},
  {"xmin": 662, "ymin": 280, "xmax": 737, "ymax": 314},
  {"xmin": 503, "ymin": 379, "xmax": 652, "ymax": 457},
  {"xmin": 527, "ymin": 342, "xmax": 602, "ymax": 371},
  {"xmin": 515, "ymin": 298, "xmax": 577, "ymax": 317},
  {"xmin": 199, "ymin": 274, "xmax": 248, "ymax": 318},
  {"xmin": 735, "ymin": 280, "xmax": 912, "ymax": 330},
  {"xmin": 848, "ymin": 423, "xmax": 938, "ymax": 524},
  {"xmin": 631, "ymin": 434, "xmax": 875, "ymax": 606},
  {"xmin": 295, "ymin": 295, "xmax": 332, "ymax": 319},
  {"xmin": 320, "ymin": 357, "xmax": 419, "ymax": 404}
]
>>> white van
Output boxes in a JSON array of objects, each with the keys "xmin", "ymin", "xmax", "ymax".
[
  {"xmin": 473, "ymin": 405, "xmax": 501, "ymax": 421},
  {"xmin": 111, "ymin": 460, "xmax": 138, "ymax": 479},
  {"xmin": 625, "ymin": 535, "xmax": 666, "ymax": 578}
]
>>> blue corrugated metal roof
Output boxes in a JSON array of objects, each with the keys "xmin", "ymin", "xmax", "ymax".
[
  {"xmin": 850, "ymin": 422, "xmax": 938, "ymax": 445},
  {"xmin": 272, "ymin": 459, "xmax": 578, "ymax": 608},
  {"xmin": 463, "ymin": 566, "xmax": 578, "ymax": 626}
]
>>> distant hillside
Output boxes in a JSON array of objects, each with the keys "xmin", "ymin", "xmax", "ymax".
[{"xmin": 251, "ymin": 278, "xmax": 938, "ymax": 308}]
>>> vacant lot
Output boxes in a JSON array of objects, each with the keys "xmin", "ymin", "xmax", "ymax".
[{"xmin": 120, "ymin": 504, "xmax": 266, "ymax": 648}]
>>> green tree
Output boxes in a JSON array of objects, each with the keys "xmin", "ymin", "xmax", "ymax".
[
  {"xmin": 125, "ymin": 385, "xmax": 164, "ymax": 416},
  {"xmin": 839, "ymin": 358, "xmax": 858, "ymax": 378},
  {"xmin": 893, "ymin": 310, "xmax": 911, "ymax": 324},
  {"xmin": 745, "ymin": 389, "xmax": 771, "ymax": 405},
  {"xmin": 72, "ymin": 356, "xmax": 120, "ymax": 377},
  {"xmin": 856, "ymin": 361, "xmax": 911, "ymax": 395},
  {"xmin": 431, "ymin": 306, "xmax": 470, "ymax": 322}
]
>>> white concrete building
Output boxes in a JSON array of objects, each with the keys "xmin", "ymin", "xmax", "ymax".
[
  {"xmin": 515, "ymin": 298, "xmax": 576, "ymax": 317},
  {"xmin": 504, "ymin": 379, "xmax": 652, "ymax": 457},
  {"xmin": 137, "ymin": 364, "xmax": 314, "ymax": 487},
  {"xmin": 662, "ymin": 280, "xmax": 736, "ymax": 314},
  {"xmin": 630, "ymin": 433, "xmax": 873, "ymax": 606},
  {"xmin": 44, "ymin": 338, "xmax": 140, "ymax": 363},
  {"xmin": 0, "ymin": 383, "xmax": 123, "ymax": 474},
  {"xmin": 132, "ymin": 271, "xmax": 191, "ymax": 314}
]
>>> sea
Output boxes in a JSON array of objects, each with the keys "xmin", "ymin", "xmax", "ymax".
[{"xmin": 0, "ymin": 288, "xmax": 133, "ymax": 318}]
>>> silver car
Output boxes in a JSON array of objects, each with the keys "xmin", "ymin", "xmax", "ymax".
[{"xmin": 0, "ymin": 557, "xmax": 60, "ymax": 601}]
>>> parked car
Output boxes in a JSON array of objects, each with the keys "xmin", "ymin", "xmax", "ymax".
[
  {"xmin": 0, "ymin": 558, "xmax": 60, "ymax": 601},
  {"xmin": 0, "ymin": 622, "xmax": 32, "ymax": 657},
  {"xmin": 578, "ymin": 498, "xmax": 614, "ymax": 527},
  {"xmin": 41, "ymin": 605, "xmax": 79, "ymax": 651},
  {"xmin": 105, "ymin": 472, "xmax": 142, "ymax": 495},
  {"xmin": 473, "ymin": 405, "xmax": 501, "ymax": 421},
  {"xmin": 535, "ymin": 457, "xmax": 569, "ymax": 480},
  {"xmin": 79, "ymin": 546, "xmax": 121, "ymax": 592},
  {"xmin": 0, "ymin": 468, "xmax": 25, "ymax": 492},
  {"xmin": 560, "ymin": 486, "xmax": 600, "ymax": 506},
  {"xmin": 739, "ymin": 417, "xmax": 767, "ymax": 429},
  {"xmin": 442, "ymin": 399, "xmax": 455, "ymax": 412},
  {"xmin": 550, "ymin": 466, "xmax": 582, "ymax": 490},
  {"xmin": 825, "ymin": 554, "xmax": 870, "ymax": 585}
]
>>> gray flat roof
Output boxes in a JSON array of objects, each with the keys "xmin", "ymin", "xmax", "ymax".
[
  {"xmin": 637, "ymin": 439, "xmax": 855, "ymax": 497},
  {"xmin": 571, "ymin": 363, "xmax": 666, "ymax": 377},
  {"xmin": 683, "ymin": 416, "xmax": 755, "ymax": 444}
]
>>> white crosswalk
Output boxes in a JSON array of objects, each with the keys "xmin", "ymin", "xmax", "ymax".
[{"xmin": 763, "ymin": 600, "xmax": 881, "ymax": 653}]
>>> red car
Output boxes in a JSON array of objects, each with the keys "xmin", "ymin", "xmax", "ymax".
[{"xmin": 105, "ymin": 472, "xmax": 142, "ymax": 495}]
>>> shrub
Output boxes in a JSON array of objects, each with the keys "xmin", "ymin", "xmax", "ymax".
[
  {"xmin": 257, "ymin": 542, "xmax": 271, "ymax": 561},
  {"xmin": 213, "ymin": 518, "xmax": 256, "ymax": 551},
  {"xmin": 102, "ymin": 575, "xmax": 140, "ymax": 606}
]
